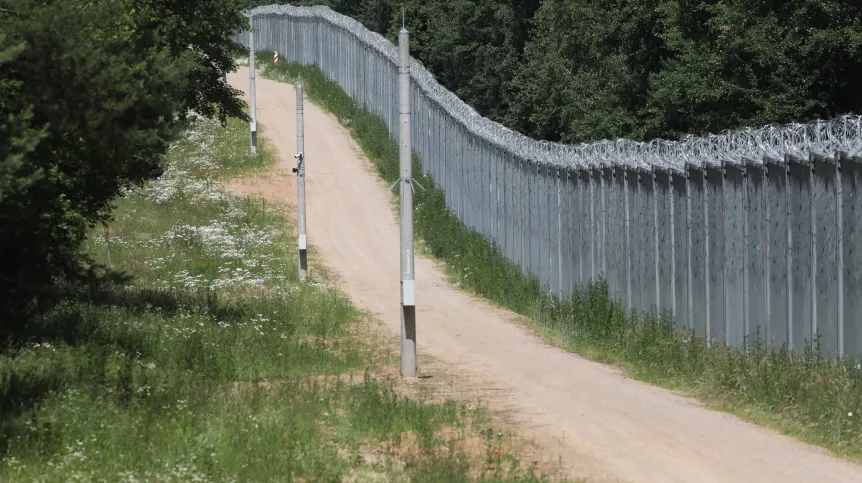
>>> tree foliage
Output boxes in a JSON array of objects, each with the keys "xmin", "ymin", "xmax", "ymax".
[
  {"xmin": 0, "ymin": 0, "xmax": 248, "ymax": 328},
  {"xmin": 282, "ymin": 0, "xmax": 862, "ymax": 143},
  {"xmin": 505, "ymin": 0, "xmax": 665, "ymax": 143},
  {"xmin": 133, "ymin": 0, "xmax": 250, "ymax": 124},
  {"xmin": 642, "ymin": 0, "xmax": 862, "ymax": 140}
]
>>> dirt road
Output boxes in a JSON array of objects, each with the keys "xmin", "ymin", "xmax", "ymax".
[{"xmin": 226, "ymin": 67, "xmax": 862, "ymax": 482}]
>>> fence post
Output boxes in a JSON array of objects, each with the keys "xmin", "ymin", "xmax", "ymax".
[
  {"xmin": 398, "ymin": 26, "xmax": 416, "ymax": 378},
  {"xmin": 295, "ymin": 81, "xmax": 308, "ymax": 281},
  {"xmin": 590, "ymin": 169, "xmax": 597, "ymax": 281},
  {"xmin": 686, "ymin": 165, "xmax": 694, "ymax": 330},
  {"xmin": 764, "ymin": 161, "xmax": 772, "ymax": 345},
  {"xmin": 623, "ymin": 168, "xmax": 632, "ymax": 313},
  {"xmin": 722, "ymin": 162, "xmax": 729, "ymax": 347},
  {"xmin": 810, "ymin": 155, "xmax": 818, "ymax": 350},
  {"xmin": 785, "ymin": 160, "xmax": 794, "ymax": 353},
  {"xmin": 554, "ymin": 168, "xmax": 566, "ymax": 300},
  {"xmin": 669, "ymin": 169, "xmax": 677, "ymax": 318},
  {"xmin": 703, "ymin": 166, "xmax": 712, "ymax": 345},
  {"xmin": 579, "ymin": 169, "xmax": 585, "ymax": 283},
  {"xmin": 598, "ymin": 165, "xmax": 608, "ymax": 283},
  {"xmin": 742, "ymin": 163, "xmax": 750, "ymax": 342},
  {"xmin": 249, "ymin": 16, "xmax": 258, "ymax": 156},
  {"xmin": 649, "ymin": 169, "xmax": 658, "ymax": 311},
  {"xmin": 837, "ymin": 153, "xmax": 844, "ymax": 357}
]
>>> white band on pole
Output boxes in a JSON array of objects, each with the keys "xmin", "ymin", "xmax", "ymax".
[
  {"xmin": 296, "ymin": 81, "xmax": 308, "ymax": 281},
  {"xmin": 248, "ymin": 15, "xmax": 257, "ymax": 156}
]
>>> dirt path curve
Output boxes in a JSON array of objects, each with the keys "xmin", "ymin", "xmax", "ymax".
[{"xmin": 227, "ymin": 68, "xmax": 862, "ymax": 483}]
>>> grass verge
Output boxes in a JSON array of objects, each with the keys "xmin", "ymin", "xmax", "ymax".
[
  {"xmin": 0, "ymin": 114, "xmax": 564, "ymax": 481},
  {"xmin": 258, "ymin": 55, "xmax": 862, "ymax": 460}
]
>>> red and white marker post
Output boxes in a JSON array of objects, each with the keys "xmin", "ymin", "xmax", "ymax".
[{"xmin": 273, "ymin": 51, "xmax": 279, "ymax": 64}]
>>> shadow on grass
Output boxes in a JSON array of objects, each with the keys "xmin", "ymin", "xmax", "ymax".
[
  {"xmin": 9, "ymin": 281, "xmax": 248, "ymax": 351},
  {"xmin": 0, "ymin": 279, "xmax": 263, "ymax": 455}
]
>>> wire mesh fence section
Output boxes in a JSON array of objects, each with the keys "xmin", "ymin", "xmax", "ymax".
[{"xmin": 237, "ymin": 5, "xmax": 862, "ymax": 358}]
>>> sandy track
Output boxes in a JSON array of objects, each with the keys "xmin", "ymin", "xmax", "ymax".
[{"xmin": 226, "ymin": 68, "xmax": 862, "ymax": 482}]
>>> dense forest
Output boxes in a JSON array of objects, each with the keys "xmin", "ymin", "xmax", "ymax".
[{"xmin": 250, "ymin": 0, "xmax": 862, "ymax": 144}]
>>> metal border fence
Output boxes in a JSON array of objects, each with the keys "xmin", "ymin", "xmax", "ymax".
[{"xmin": 235, "ymin": 5, "xmax": 862, "ymax": 358}]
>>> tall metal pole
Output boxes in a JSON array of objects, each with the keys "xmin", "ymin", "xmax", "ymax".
[
  {"xmin": 398, "ymin": 26, "xmax": 416, "ymax": 378},
  {"xmin": 248, "ymin": 17, "xmax": 258, "ymax": 156},
  {"xmin": 296, "ymin": 81, "xmax": 308, "ymax": 281}
]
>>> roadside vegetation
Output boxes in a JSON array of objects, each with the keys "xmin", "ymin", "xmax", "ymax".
[
  {"xmin": 0, "ymin": 113, "xmax": 564, "ymax": 481},
  {"xmin": 258, "ymin": 55, "xmax": 862, "ymax": 460}
]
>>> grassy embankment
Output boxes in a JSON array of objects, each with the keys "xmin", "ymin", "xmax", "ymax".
[
  {"xmin": 0, "ymin": 114, "xmax": 565, "ymax": 481},
  {"xmin": 257, "ymin": 54, "xmax": 862, "ymax": 460}
]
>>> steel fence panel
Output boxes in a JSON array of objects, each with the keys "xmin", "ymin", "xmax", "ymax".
[
  {"xmin": 671, "ymin": 172, "xmax": 689, "ymax": 325},
  {"xmin": 745, "ymin": 165, "xmax": 768, "ymax": 343},
  {"xmin": 842, "ymin": 158, "xmax": 862, "ymax": 356},
  {"xmin": 656, "ymin": 170, "xmax": 674, "ymax": 315},
  {"xmin": 814, "ymin": 158, "xmax": 840, "ymax": 356},
  {"xmin": 767, "ymin": 163, "xmax": 790, "ymax": 349},
  {"xmin": 790, "ymin": 162, "xmax": 814, "ymax": 352},
  {"xmin": 725, "ymin": 166, "xmax": 746, "ymax": 347}
]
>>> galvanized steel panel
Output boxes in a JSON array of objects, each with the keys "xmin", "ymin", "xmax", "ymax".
[
  {"xmin": 789, "ymin": 163, "xmax": 813, "ymax": 352},
  {"xmin": 540, "ymin": 165, "xmax": 551, "ymax": 289},
  {"xmin": 504, "ymin": 152, "xmax": 515, "ymax": 262},
  {"xmin": 515, "ymin": 157, "xmax": 524, "ymax": 269},
  {"xmin": 612, "ymin": 168, "xmax": 628, "ymax": 303},
  {"xmin": 656, "ymin": 171, "xmax": 674, "ymax": 316},
  {"xmin": 689, "ymin": 167, "xmax": 708, "ymax": 338},
  {"xmin": 562, "ymin": 170, "xmax": 574, "ymax": 296},
  {"xmin": 745, "ymin": 165, "xmax": 768, "ymax": 343},
  {"xmin": 767, "ymin": 164, "xmax": 790, "ymax": 349},
  {"xmin": 619, "ymin": 169, "xmax": 630, "ymax": 303},
  {"xmin": 672, "ymin": 172, "xmax": 689, "ymax": 326},
  {"xmin": 549, "ymin": 168, "xmax": 561, "ymax": 295},
  {"xmin": 590, "ymin": 170, "xmax": 601, "ymax": 281},
  {"xmin": 497, "ymin": 148, "xmax": 506, "ymax": 250},
  {"xmin": 641, "ymin": 172, "xmax": 658, "ymax": 313},
  {"xmin": 724, "ymin": 167, "xmax": 746, "ymax": 348},
  {"xmin": 706, "ymin": 167, "xmax": 726, "ymax": 346},
  {"xmin": 583, "ymin": 170, "xmax": 594, "ymax": 286},
  {"xmin": 629, "ymin": 171, "xmax": 644, "ymax": 312},
  {"xmin": 529, "ymin": 162, "xmax": 540, "ymax": 277},
  {"xmin": 575, "ymin": 171, "xmax": 585, "ymax": 285},
  {"xmin": 842, "ymin": 159, "xmax": 862, "ymax": 356},
  {"xmin": 814, "ymin": 159, "xmax": 840, "ymax": 357}
]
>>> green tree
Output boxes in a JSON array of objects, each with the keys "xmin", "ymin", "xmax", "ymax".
[
  {"xmin": 644, "ymin": 0, "xmax": 862, "ymax": 139},
  {"xmin": 0, "ymin": 33, "xmax": 43, "ymax": 208},
  {"xmin": 375, "ymin": 0, "xmax": 539, "ymax": 123},
  {"xmin": 0, "ymin": 0, "xmax": 248, "ymax": 331},
  {"xmin": 505, "ymin": 0, "xmax": 665, "ymax": 143},
  {"xmin": 315, "ymin": 0, "xmax": 862, "ymax": 143},
  {"xmin": 133, "ymin": 0, "xmax": 250, "ymax": 123}
]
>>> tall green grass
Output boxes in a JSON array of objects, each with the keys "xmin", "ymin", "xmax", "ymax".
[
  {"xmin": 259, "ymin": 56, "xmax": 862, "ymax": 459},
  {"xmin": 0, "ymin": 115, "xmax": 562, "ymax": 481}
]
